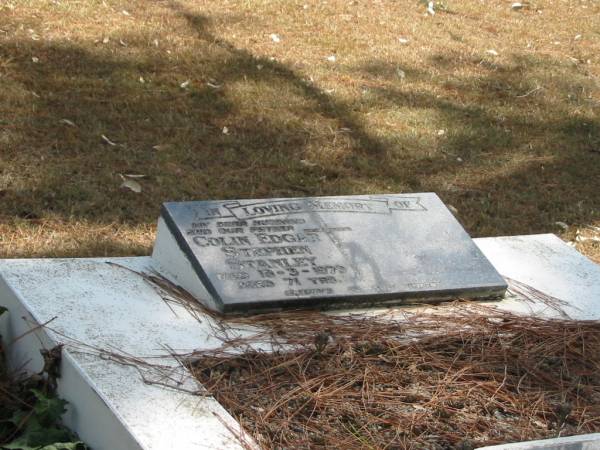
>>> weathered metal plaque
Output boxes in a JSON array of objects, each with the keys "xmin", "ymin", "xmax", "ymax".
[{"xmin": 160, "ymin": 193, "xmax": 507, "ymax": 313}]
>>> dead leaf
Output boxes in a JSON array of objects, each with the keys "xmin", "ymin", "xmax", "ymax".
[
  {"xmin": 555, "ymin": 221, "xmax": 569, "ymax": 231},
  {"xmin": 119, "ymin": 174, "xmax": 142, "ymax": 193},
  {"xmin": 300, "ymin": 159, "xmax": 318, "ymax": 167},
  {"xmin": 59, "ymin": 119, "xmax": 76, "ymax": 127},
  {"xmin": 326, "ymin": 55, "xmax": 336, "ymax": 62},
  {"xmin": 101, "ymin": 134, "xmax": 118, "ymax": 146},
  {"xmin": 486, "ymin": 49, "xmax": 499, "ymax": 56},
  {"xmin": 31, "ymin": 56, "xmax": 39, "ymax": 63},
  {"xmin": 427, "ymin": 1, "xmax": 435, "ymax": 15},
  {"xmin": 180, "ymin": 80, "xmax": 190, "ymax": 89},
  {"xmin": 152, "ymin": 144, "xmax": 170, "ymax": 151},
  {"xmin": 576, "ymin": 235, "xmax": 600, "ymax": 243},
  {"xmin": 102, "ymin": 36, "xmax": 109, "ymax": 44},
  {"xmin": 222, "ymin": 126, "xmax": 230, "ymax": 135},
  {"xmin": 270, "ymin": 33, "xmax": 281, "ymax": 43},
  {"xmin": 207, "ymin": 81, "xmax": 222, "ymax": 89}
]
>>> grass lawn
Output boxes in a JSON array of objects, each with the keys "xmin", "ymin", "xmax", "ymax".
[{"xmin": 0, "ymin": 0, "xmax": 598, "ymax": 261}]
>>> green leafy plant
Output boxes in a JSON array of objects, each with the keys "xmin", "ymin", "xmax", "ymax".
[
  {"xmin": 0, "ymin": 313, "xmax": 88, "ymax": 450},
  {"xmin": 2, "ymin": 393, "xmax": 86, "ymax": 449}
]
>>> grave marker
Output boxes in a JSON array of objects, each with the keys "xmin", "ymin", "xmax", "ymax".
[{"xmin": 152, "ymin": 193, "xmax": 507, "ymax": 313}]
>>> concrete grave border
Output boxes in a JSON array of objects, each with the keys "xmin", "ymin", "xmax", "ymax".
[{"xmin": 1, "ymin": 234, "xmax": 599, "ymax": 449}]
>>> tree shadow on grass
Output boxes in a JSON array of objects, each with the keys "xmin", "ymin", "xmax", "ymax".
[
  {"xmin": 1, "ymin": 7, "xmax": 389, "ymax": 227},
  {"xmin": 351, "ymin": 53, "xmax": 600, "ymax": 235},
  {"xmin": 0, "ymin": 3, "xmax": 598, "ymax": 257}
]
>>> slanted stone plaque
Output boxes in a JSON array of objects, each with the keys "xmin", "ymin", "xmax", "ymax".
[{"xmin": 152, "ymin": 193, "xmax": 507, "ymax": 313}]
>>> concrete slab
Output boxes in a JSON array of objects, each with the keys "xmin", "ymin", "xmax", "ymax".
[
  {"xmin": 476, "ymin": 234, "xmax": 600, "ymax": 320},
  {"xmin": 0, "ymin": 234, "xmax": 598, "ymax": 450},
  {"xmin": 480, "ymin": 432, "xmax": 600, "ymax": 450},
  {"xmin": 0, "ymin": 257, "xmax": 245, "ymax": 450}
]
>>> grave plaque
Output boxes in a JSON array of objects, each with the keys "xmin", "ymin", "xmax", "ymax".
[{"xmin": 153, "ymin": 193, "xmax": 507, "ymax": 313}]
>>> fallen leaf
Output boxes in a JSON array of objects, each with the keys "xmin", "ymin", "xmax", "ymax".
[
  {"xmin": 119, "ymin": 39, "xmax": 128, "ymax": 47},
  {"xmin": 326, "ymin": 55, "xmax": 336, "ymax": 62},
  {"xmin": 398, "ymin": 37, "xmax": 410, "ymax": 44},
  {"xmin": 574, "ymin": 34, "xmax": 582, "ymax": 41},
  {"xmin": 486, "ymin": 49, "xmax": 499, "ymax": 56},
  {"xmin": 256, "ymin": 64, "xmax": 264, "ymax": 70},
  {"xmin": 123, "ymin": 173, "xmax": 146, "ymax": 178},
  {"xmin": 300, "ymin": 159, "xmax": 318, "ymax": 167},
  {"xmin": 59, "ymin": 119, "xmax": 76, "ymax": 127},
  {"xmin": 122, "ymin": 9, "xmax": 130, "ymax": 16},
  {"xmin": 270, "ymin": 33, "xmax": 281, "ymax": 43},
  {"xmin": 119, "ymin": 174, "xmax": 142, "ymax": 193},
  {"xmin": 102, "ymin": 36, "xmax": 109, "ymax": 44},
  {"xmin": 555, "ymin": 221, "xmax": 569, "ymax": 231},
  {"xmin": 427, "ymin": 1, "xmax": 435, "ymax": 15},
  {"xmin": 576, "ymin": 235, "xmax": 600, "ymax": 243},
  {"xmin": 437, "ymin": 129, "xmax": 445, "ymax": 136},
  {"xmin": 511, "ymin": 2, "xmax": 523, "ymax": 10},
  {"xmin": 180, "ymin": 80, "xmax": 190, "ymax": 89},
  {"xmin": 153, "ymin": 38, "xmax": 159, "ymax": 47},
  {"xmin": 396, "ymin": 68, "xmax": 406, "ymax": 79},
  {"xmin": 207, "ymin": 81, "xmax": 222, "ymax": 89},
  {"xmin": 152, "ymin": 144, "xmax": 170, "ymax": 151},
  {"xmin": 31, "ymin": 56, "xmax": 39, "ymax": 63},
  {"xmin": 139, "ymin": 76, "xmax": 145, "ymax": 83},
  {"xmin": 222, "ymin": 126, "xmax": 229, "ymax": 135},
  {"xmin": 101, "ymin": 134, "xmax": 118, "ymax": 146}
]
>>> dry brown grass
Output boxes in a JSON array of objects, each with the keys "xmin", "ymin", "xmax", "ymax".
[{"xmin": 0, "ymin": 0, "xmax": 599, "ymax": 260}]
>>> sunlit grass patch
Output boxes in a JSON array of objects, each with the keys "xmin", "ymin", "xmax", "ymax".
[{"xmin": 0, "ymin": 0, "xmax": 598, "ymax": 260}]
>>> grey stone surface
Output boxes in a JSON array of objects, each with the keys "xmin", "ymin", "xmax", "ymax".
[
  {"xmin": 160, "ymin": 193, "xmax": 507, "ymax": 313},
  {"xmin": 479, "ymin": 432, "xmax": 600, "ymax": 449}
]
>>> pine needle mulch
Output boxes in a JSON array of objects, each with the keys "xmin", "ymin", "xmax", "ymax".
[{"xmin": 186, "ymin": 307, "xmax": 600, "ymax": 449}]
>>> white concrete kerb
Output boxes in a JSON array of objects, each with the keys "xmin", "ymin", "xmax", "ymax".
[{"xmin": 0, "ymin": 234, "xmax": 599, "ymax": 450}]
